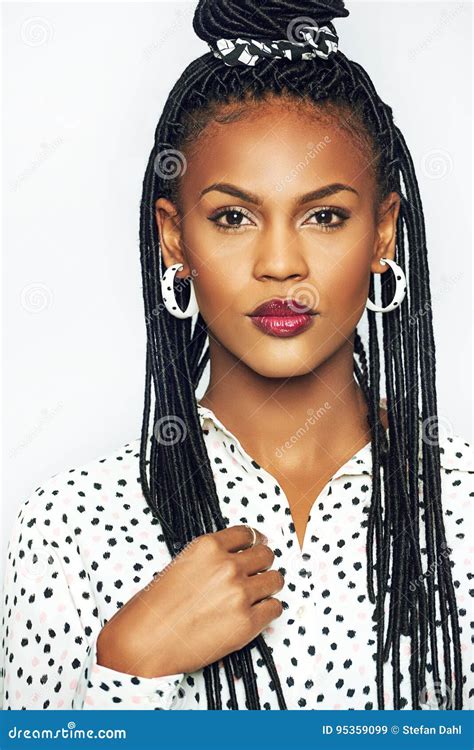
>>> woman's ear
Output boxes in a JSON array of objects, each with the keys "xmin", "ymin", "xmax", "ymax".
[
  {"xmin": 154, "ymin": 197, "xmax": 191, "ymax": 278},
  {"xmin": 370, "ymin": 191, "xmax": 401, "ymax": 274}
]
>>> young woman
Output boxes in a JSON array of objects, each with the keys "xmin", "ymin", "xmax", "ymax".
[{"xmin": 1, "ymin": 0, "xmax": 472, "ymax": 711}]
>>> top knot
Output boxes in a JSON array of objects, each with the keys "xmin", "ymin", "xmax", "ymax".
[{"xmin": 193, "ymin": 0, "xmax": 349, "ymax": 45}]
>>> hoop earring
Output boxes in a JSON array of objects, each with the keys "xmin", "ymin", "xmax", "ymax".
[
  {"xmin": 366, "ymin": 258, "xmax": 407, "ymax": 313},
  {"xmin": 161, "ymin": 263, "xmax": 199, "ymax": 319}
]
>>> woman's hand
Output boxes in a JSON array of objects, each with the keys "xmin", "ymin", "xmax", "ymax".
[{"xmin": 96, "ymin": 524, "xmax": 284, "ymax": 678}]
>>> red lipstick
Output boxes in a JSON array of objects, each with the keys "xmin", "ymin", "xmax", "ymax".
[{"xmin": 247, "ymin": 298, "xmax": 318, "ymax": 338}]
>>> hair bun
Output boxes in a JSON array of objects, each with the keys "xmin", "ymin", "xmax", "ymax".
[{"xmin": 193, "ymin": 0, "xmax": 349, "ymax": 45}]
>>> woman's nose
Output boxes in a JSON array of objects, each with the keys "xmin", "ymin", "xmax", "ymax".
[{"xmin": 252, "ymin": 223, "xmax": 310, "ymax": 281}]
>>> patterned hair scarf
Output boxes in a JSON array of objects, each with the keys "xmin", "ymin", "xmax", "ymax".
[{"xmin": 208, "ymin": 22, "xmax": 340, "ymax": 67}]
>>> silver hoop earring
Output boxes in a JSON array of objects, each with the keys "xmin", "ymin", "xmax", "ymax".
[
  {"xmin": 161, "ymin": 263, "xmax": 199, "ymax": 319},
  {"xmin": 366, "ymin": 258, "xmax": 407, "ymax": 313}
]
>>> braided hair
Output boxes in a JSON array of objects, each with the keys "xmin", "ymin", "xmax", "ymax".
[{"xmin": 138, "ymin": 0, "xmax": 464, "ymax": 709}]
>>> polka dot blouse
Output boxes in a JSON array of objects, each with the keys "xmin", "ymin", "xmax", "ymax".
[{"xmin": 1, "ymin": 402, "xmax": 473, "ymax": 710}]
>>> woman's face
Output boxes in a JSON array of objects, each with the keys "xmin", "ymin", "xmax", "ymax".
[{"xmin": 155, "ymin": 97, "xmax": 400, "ymax": 378}]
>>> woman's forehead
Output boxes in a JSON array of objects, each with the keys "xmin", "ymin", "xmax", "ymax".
[{"xmin": 180, "ymin": 104, "xmax": 374, "ymax": 203}]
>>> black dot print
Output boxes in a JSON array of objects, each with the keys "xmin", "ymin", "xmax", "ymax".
[{"xmin": 0, "ymin": 400, "xmax": 472, "ymax": 709}]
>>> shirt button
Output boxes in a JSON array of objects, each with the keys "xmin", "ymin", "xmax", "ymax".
[{"xmin": 297, "ymin": 605, "xmax": 305, "ymax": 618}]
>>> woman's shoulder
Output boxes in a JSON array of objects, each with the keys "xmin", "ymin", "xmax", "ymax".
[
  {"xmin": 10, "ymin": 436, "xmax": 146, "ymax": 539},
  {"xmin": 436, "ymin": 431, "xmax": 473, "ymax": 522},
  {"xmin": 438, "ymin": 430, "xmax": 474, "ymax": 473}
]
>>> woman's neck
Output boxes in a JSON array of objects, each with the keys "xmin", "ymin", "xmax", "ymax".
[{"xmin": 198, "ymin": 337, "xmax": 387, "ymax": 474}]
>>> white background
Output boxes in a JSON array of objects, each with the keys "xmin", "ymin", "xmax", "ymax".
[{"xmin": 2, "ymin": 1, "xmax": 472, "ymax": 576}]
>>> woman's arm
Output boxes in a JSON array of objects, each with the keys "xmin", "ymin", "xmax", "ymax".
[{"xmin": 0, "ymin": 501, "xmax": 185, "ymax": 710}]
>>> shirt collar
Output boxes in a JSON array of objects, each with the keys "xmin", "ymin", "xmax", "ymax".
[{"xmin": 197, "ymin": 402, "xmax": 375, "ymax": 479}]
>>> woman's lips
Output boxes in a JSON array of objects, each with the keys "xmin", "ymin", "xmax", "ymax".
[{"xmin": 248, "ymin": 313, "xmax": 316, "ymax": 337}]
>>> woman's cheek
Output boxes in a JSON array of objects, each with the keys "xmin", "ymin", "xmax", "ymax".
[
  {"xmin": 190, "ymin": 260, "xmax": 244, "ymax": 322},
  {"xmin": 321, "ymin": 242, "xmax": 371, "ymax": 328}
]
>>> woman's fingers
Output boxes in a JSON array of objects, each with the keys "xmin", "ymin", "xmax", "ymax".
[
  {"xmin": 246, "ymin": 568, "xmax": 285, "ymax": 604},
  {"xmin": 236, "ymin": 542, "xmax": 275, "ymax": 576},
  {"xmin": 214, "ymin": 524, "xmax": 267, "ymax": 553},
  {"xmin": 250, "ymin": 596, "xmax": 284, "ymax": 630}
]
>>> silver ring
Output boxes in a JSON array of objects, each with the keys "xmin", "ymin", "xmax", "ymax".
[{"xmin": 245, "ymin": 524, "xmax": 257, "ymax": 547}]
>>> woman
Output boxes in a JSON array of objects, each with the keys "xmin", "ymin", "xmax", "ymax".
[{"xmin": 1, "ymin": 0, "xmax": 472, "ymax": 711}]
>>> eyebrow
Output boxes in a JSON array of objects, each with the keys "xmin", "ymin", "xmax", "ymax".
[{"xmin": 199, "ymin": 182, "xmax": 359, "ymax": 205}]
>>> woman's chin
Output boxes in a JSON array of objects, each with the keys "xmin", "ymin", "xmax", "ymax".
[{"xmin": 239, "ymin": 349, "xmax": 320, "ymax": 379}]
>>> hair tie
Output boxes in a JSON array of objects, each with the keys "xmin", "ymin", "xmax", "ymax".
[{"xmin": 208, "ymin": 22, "xmax": 340, "ymax": 67}]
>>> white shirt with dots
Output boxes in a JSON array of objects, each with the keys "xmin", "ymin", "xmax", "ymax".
[{"xmin": 1, "ymin": 402, "xmax": 472, "ymax": 710}]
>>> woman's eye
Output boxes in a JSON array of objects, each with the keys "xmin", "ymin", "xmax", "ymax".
[
  {"xmin": 304, "ymin": 207, "xmax": 349, "ymax": 232},
  {"xmin": 208, "ymin": 208, "xmax": 255, "ymax": 232},
  {"xmin": 208, "ymin": 206, "xmax": 349, "ymax": 233}
]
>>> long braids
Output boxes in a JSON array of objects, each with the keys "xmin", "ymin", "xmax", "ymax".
[{"xmin": 137, "ymin": 0, "xmax": 464, "ymax": 709}]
